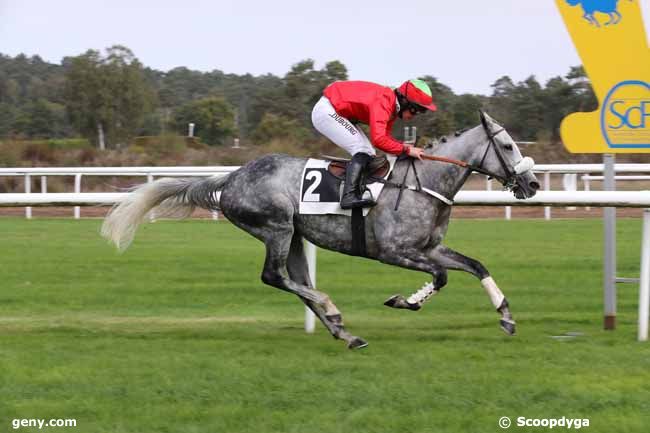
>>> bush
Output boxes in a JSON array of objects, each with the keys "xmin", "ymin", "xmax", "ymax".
[
  {"xmin": 171, "ymin": 98, "xmax": 237, "ymax": 145},
  {"xmin": 131, "ymin": 135, "xmax": 204, "ymax": 149},
  {"xmin": 0, "ymin": 140, "xmax": 21, "ymax": 166},
  {"xmin": 78, "ymin": 148, "xmax": 98, "ymax": 164},
  {"xmin": 21, "ymin": 141, "xmax": 57, "ymax": 164},
  {"xmin": 47, "ymin": 138, "xmax": 91, "ymax": 149},
  {"xmin": 251, "ymin": 113, "xmax": 312, "ymax": 145}
]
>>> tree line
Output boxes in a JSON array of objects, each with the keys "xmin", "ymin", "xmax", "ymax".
[{"xmin": 0, "ymin": 45, "xmax": 597, "ymax": 149}]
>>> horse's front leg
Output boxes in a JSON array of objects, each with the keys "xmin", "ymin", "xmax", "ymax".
[
  {"xmin": 379, "ymin": 250, "xmax": 449, "ymax": 311},
  {"xmin": 427, "ymin": 244, "xmax": 516, "ymax": 336}
]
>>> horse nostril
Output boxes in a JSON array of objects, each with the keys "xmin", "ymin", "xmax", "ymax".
[{"xmin": 530, "ymin": 181, "xmax": 540, "ymax": 190}]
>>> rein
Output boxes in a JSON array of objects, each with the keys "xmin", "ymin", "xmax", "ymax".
[
  {"xmin": 381, "ymin": 124, "xmax": 517, "ymax": 209},
  {"xmin": 419, "ymin": 126, "xmax": 510, "ymax": 185}
]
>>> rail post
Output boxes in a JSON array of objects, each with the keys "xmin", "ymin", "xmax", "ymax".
[
  {"xmin": 583, "ymin": 174, "xmax": 591, "ymax": 211},
  {"xmin": 24, "ymin": 174, "xmax": 32, "ymax": 219},
  {"xmin": 544, "ymin": 172, "xmax": 551, "ymax": 220},
  {"xmin": 304, "ymin": 240, "xmax": 317, "ymax": 333},
  {"xmin": 639, "ymin": 210, "xmax": 650, "ymax": 341},
  {"xmin": 603, "ymin": 154, "xmax": 616, "ymax": 330},
  {"xmin": 74, "ymin": 174, "xmax": 82, "ymax": 219}
]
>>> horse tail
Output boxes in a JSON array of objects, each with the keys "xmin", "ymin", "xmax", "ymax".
[{"xmin": 101, "ymin": 174, "xmax": 231, "ymax": 252}]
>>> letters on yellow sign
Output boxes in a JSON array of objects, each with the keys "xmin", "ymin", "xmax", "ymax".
[{"xmin": 556, "ymin": 0, "xmax": 649, "ymax": 153}]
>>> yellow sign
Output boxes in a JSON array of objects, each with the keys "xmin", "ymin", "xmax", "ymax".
[{"xmin": 556, "ymin": 0, "xmax": 650, "ymax": 153}]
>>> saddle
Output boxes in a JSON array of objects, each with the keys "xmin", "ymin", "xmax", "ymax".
[{"xmin": 322, "ymin": 154, "xmax": 390, "ymax": 181}]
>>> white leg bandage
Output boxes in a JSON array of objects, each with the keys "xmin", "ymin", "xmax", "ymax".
[
  {"xmin": 407, "ymin": 282, "xmax": 439, "ymax": 305},
  {"xmin": 481, "ymin": 277, "xmax": 505, "ymax": 309}
]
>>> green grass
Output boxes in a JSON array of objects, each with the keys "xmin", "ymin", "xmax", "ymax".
[{"xmin": 1, "ymin": 217, "xmax": 649, "ymax": 433}]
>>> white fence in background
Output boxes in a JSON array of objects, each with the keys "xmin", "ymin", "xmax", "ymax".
[
  {"xmin": 3, "ymin": 163, "xmax": 650, "ymax": 219},
  {"xmin": 0, "ymin": 166, "xmax": 239, "ymax": 219},
  {"xmin": 3, "ymin": 190, "xmax": 650, "ymax": 207}
]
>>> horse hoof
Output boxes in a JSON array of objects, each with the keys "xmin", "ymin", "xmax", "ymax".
[
  {"xmin": 347, "ymin": 337, "xmax": 368, "ymax": 350},
  {"xmin": 383, "ymin": 295, "xmax": 421, "ymax": 311},
  {"xmin": 500, "ymin": 319, "xmax": 516, "ymax": 336},
  {"xmin": 384, "ymin": 295, "xmax": 402, "ymax": 307}
]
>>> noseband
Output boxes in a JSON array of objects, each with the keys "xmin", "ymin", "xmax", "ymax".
[{"xmin": 475, "ymin": 125, "xmax": 517, "ymax": 188}]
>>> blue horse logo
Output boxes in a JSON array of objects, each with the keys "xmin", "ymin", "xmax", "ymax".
[{"xmin": 566, "ymin": 0, "xmax": 629, "ymax": 27}]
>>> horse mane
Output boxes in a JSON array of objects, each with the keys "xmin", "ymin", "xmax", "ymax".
[{"xmin": 424, "ymin": 128, "xmax": 472, "ymax": 149}]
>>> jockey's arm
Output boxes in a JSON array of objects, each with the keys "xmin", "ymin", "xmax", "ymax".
[
  {"xmin": 368, "ymin": 105, "xmax": 407, "ymax": 155},
  {"xmin": 368, "ymin": 105, "xmax": 424, "ymax": 160}
]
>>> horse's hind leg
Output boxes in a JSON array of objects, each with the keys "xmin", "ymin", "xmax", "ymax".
[
  {"xmin": 262, "ymin": 229, "xmax": 367, "ymax": 349},
  {"xmin": 428, "ymin": 245, "xmax": 516, "ymax": 336},
  {"xmin": 286, "ymin": 235, "xmax": 367, "ymax": 349}
]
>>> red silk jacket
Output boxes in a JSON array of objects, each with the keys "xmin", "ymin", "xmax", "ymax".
[{"xmin": 323, "ymin": 81, "xmax": 405, "ymax": 155}]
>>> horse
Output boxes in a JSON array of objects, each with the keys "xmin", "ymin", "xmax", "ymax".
[
  {"xmin": 566, "ymin": 0, "xmax": 624, "ymax": 27},
  {"xmin": 101, "ymin": 111, "xmax": 539, "ymax": 349}
]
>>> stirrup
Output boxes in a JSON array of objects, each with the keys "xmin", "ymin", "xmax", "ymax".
[
  {"xmin": 340, "ymin": 195, "xmax": 376, "ymax": 209},
  {"xmin": 340, "ymin": 183, "xmax": 376, "ymax": 209},
  {"xmin": 340, "ymin": 185, "xmax": 376, "ymax": 209}
]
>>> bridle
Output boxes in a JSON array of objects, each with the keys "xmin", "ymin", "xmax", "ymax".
[
  {"xmin": 385, "ymin": 121, "xmax": 529, "ymax": 209},
  {"xmin": 476, "ymin": 123, "xmax": 516, "ymax": 188},
  {"xmin": 418, "ymin": 121, "xmax": 518, "ymax": 189},
  {"xmin": 385, "ymin": 114, "xmax": 533, "ymax": 209}
]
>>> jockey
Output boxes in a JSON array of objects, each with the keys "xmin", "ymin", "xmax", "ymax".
[{"xmin": 312, "ymin": 79, "xmax": 437, "ymax": 209}]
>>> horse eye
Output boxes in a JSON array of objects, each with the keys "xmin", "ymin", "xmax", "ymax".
[{"xmin": 503, "ymin": 144, "xmax": 513, "ymax": 151}]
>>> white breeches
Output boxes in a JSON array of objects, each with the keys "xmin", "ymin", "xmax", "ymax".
[{"xmin": 311, "ymin": 96, "xmax": 375, "ymax": 157}]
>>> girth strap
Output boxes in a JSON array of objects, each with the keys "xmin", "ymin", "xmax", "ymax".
[
  {"xmin": 394, "ymin": 157, "xmax": 413, "ymax": 211},
  {"xmin": 350, "ymin": 208, "xmax": 366, "ymax": 257}
]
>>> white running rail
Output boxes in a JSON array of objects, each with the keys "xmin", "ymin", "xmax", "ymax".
[{"xmin": 4, "ymin": 164, "xmax": 650, "ymax": 219}]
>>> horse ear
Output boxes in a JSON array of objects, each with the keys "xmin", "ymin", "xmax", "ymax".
[{"xmin": 479, "ymin": 110, "xmax": 488, "ymax": 129}]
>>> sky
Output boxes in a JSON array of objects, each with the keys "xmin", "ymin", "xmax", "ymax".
[{"xmin": 1, "ymin": 0, "xmax": 648, "ymax": 95}]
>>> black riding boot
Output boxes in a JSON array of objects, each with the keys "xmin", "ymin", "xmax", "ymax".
[{"xmin": 340, "ymin": 153, "xmax": 377, "ymax": 209}]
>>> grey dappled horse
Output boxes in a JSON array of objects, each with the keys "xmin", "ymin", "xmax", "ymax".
[{"xmin": 102, "ymin": 112, "xmax": 539, "ymax": 349}]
